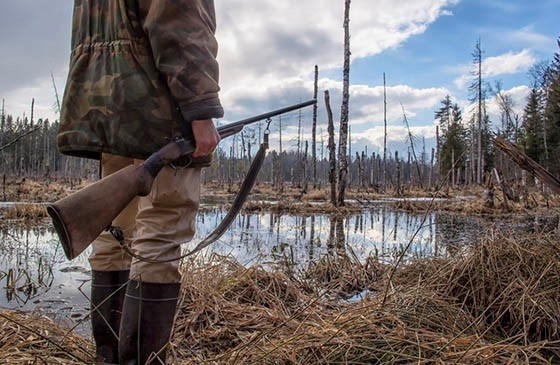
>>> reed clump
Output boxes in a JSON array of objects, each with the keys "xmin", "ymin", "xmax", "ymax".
[{"xmin": 400, "ymin": 230, "xmax": 560, "ymax": 344}]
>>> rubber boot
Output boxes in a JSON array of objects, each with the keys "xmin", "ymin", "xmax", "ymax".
[
  {"xmin": 90, "ymin": 270, "xmax": 129, "ymax": 364},
  {"xmin": 118, "ymin": 280, "xmax": 181, "ymax": 364}
]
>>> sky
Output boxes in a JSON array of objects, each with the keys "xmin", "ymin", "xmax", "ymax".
[{"xmin": 0, "ymin": 0, "xmax": 558, "ymax": 156}]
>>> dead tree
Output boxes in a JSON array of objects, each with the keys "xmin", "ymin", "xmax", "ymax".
[
  {"xmin": 401, "ymin": 104, "xmax": 423, "ymax": 189},
  {"xmin": 294, "ymin": 110, "xmax": 303, "ymax": 188},
  {"xmin": 278, "ymin": 116, "xmax": 284, "ymax": 192},
  {"xmin": 395, "ymin": 151, "xmax": 402, "ymax": 196},
  {"xmin": 337, "ymin": 0, "xmax": 351, "ymax": 206},
  {"xmin": 312, "ymin": 65, "xmax": 319, "ymax": 188},
  {"xmin": 383, "ymin": 72, "xmax": 388, "ymax": 191},
  {"xmin": 325, "ymin": 90, "xmax": 337, "ymax": 205},
  {"xmin": 302, "ymin": 140, "xmax": 308, "ymax": 194}
]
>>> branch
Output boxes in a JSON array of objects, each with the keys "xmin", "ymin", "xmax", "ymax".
[{"xmin": 0, "ymin": 126, "xmax": 41, "ymax": 152}]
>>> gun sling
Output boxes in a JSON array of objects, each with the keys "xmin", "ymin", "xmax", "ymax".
[{"xmin": 108, "ymin": 124, "xmax": 271, "ymax": 263}]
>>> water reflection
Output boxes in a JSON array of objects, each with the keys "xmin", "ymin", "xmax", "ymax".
[
  {"xmin": 193, "ymin": 207, "xmax": 444, "ymax": 268},
  {"xmin": 0, "ymin": 206, "xmax": 556, "ymax": 335},
  {"xmin": 0, "ymin": 226, "xmax": 91, "ymax": 334}
]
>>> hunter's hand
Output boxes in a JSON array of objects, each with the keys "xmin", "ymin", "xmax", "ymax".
[{"xmin": 191, "ymin": 119, "xmax": 220, "ymax": 158}]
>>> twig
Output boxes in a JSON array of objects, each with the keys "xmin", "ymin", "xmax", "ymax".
[{"xmin": 0, "ymin": 126, "xmax": 41, "ymax": 152}]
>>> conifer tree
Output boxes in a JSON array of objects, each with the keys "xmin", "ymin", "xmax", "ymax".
[{"xmin": 435, "ymin": 96, "xmax": 467, "ymax": 183}]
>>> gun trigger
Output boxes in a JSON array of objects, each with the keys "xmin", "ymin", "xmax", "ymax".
[{"xmin": 169, "ymin": 162, "xmax": 178, "ymax": 176}]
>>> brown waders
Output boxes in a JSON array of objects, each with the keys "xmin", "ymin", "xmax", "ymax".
[{"xmin": 89, "ymin": 154, "xmax": 200, "ymax": 363}]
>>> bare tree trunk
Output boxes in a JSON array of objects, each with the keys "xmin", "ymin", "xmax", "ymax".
[
  {"xmin": 435, "ymin": 125, "xmax": 440, "ymax": 187},
  {"xmin": 475, "ymin": 40, "xmax": 483, "ymax": 185},
  {"xmin": 348, "ymin": 125, "xmax": 352, "ymax": 187},
  {"xmin": 395, "ymin": 151, "xmax": 401, "ymax": 196},
  {"xmin": 320, "ymin": 129, "xmax": 325, "ymax": 188},
  {"xmin": 494, "ymin": 136, "xmax": 560, "ymax": 195},
  {"xmin": 302, "ymin": 140, "xmax": 308, "ymax": 194},
  {"xmin": 1, "ymin": 99, "xmax": 4, "ymax": 135},
  {"xmin": 0, "ymin": 99, "xmax": 4, "ymax": 173},
  {"xmin": 51, "ymin": 72, "xmax": 61, "ymax": 115},
  {"xmin": 357, "ymin": 151, "xmax": 365, "ymax": 188},
  {"xmin": 429, "ymin": 147, "xmax": 434, "ymax": 190},
  {"xmin": 452, "ymin": 148, "xmax": 456, "ymax": 187},
  {"xmin": 272, "ymin": 152, "xmax": 279, "ymax": 188},
  {"xmin": 470, "ymin": 121, "xmax": 475, "ymax": 185},
  {"xmin": 31, "ymin": 98, "xmax": 35, "ymax": 176},
  {"xmin": 337, "ymin": 0, "xmax": 351, "ymax": 206},
  {"xmin": 325, "ymin": 90, "xmax": 337, "ymax": 205},
  {"xmin": 295, "ymin": 109, "xmax": 302, "ymax": 188},
  {"xmin": 312, "ymin": 65, "xmax": 319, "ymax": 188},
  {"xmin": 278, "ymin": 116, "xmax": 284, "ymax": 192},
  {"xmin": 383, "ymin": 72, "xmax": 388, "ymax": 192},
  {"xmin": 402, "ymin": 105, "xmax": 423, "ymax": 189}
]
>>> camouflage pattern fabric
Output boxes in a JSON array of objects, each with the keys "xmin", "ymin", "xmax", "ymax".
[{"xmin": 58, "ymin": 0, "xmax": 223, "ymax": 165}]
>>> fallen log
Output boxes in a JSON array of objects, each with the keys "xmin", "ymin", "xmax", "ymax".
[{"xmin": 493, "ymin": 136, "xmax": 560, "ymax": 195}]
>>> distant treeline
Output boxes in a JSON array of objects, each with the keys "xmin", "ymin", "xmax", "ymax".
[{"xmin": 1, "ymin": 38, "xmax": 560, "ymax": 198}]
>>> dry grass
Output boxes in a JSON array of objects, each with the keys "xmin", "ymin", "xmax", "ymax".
[
  {"xmin": 1, "ymin": 177, "xmax": 84, "ymax": 203},
  {"xmin": 5, "ymin": 177, "xmax": 559, "ymax": 217},
  {"xmin": 0, "ymin": 310, "xmax": 94, "ymax": 364},
  {"xmin": 167, "ymin": 230, "xmax": 560, "ymax": 364},
  {"xmin": 399, "ymin": 230, "xmax": 560, "ymax": 344},
  {"xmin": 0, "ymin": 230, "xmax": 558, "ymax": 364},
  {"xmin": 1, "ymin": 203, "xmax": 48, "ymax": 221}
]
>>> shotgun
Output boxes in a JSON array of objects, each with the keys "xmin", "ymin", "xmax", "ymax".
[{"xmin": 47, "ymin": 99, "xmax": 316, "ymax": 260}]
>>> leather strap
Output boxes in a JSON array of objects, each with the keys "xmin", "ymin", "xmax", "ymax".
[{"xmin": 109, "ymin": 128, "xmax": 270, "ymax": 263}]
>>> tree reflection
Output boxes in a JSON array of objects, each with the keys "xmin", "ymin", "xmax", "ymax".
[{"xmin": 0, "ymin": 227, "xmax": 55, "ymax": 305}]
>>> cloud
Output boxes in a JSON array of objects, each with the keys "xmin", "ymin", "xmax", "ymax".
[
  {"xmin": 216, "ymin": 0, "xmax": 460, "ymax": 92},
  {"xmin": 484, "ymin": 50, "xmax": 536, "ymax": 77},
  {"xmin": 238, "ymin": 79, "xmax": 446, "ymax": 159},
  {"xmin": 212, "ymin": 0, "xmax": 458, "ymax": 157},
  {"xmin": 1, "ymin": 72, "xmax": 65, "ymax": 122},
  {"xmin": 454, "ymin": 49, "xmax": 536, "ymax": 89},
  {"xmin": 2, "ymin": 0, "xmax": 459, "ymax": 124},
  {"xmin": 507, "ymin": 26, "xmax": 556, "ymax": 50},
  {"xmin": 221, "ymin": 75, "xmax": 448, "ymax": 131},
  {"xmin": 0, "ymin": 2, "xmax": 71, "ymax": 93},
  {"xmin": 351, "ymin": 124, "xmax": 437, "ymax": 156}
]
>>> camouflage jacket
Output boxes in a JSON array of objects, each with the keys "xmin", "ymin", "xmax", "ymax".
[{"xmin": 58, "ymin": 0, "xmax": 223, "ymax": 166}]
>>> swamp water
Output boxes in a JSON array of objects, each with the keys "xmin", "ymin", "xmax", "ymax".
[{"xmin": 0, "ymin": 204, "xmax": 555, "ymax": 336}]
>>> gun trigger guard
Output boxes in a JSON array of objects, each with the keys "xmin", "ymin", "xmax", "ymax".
[
  {"xmin": 106, "ymin": 225, "xmax": 125, "ymax": 244},
  {"xmin": 169, "ymin": 155, "xmax": 192, "ymax": 175}
]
